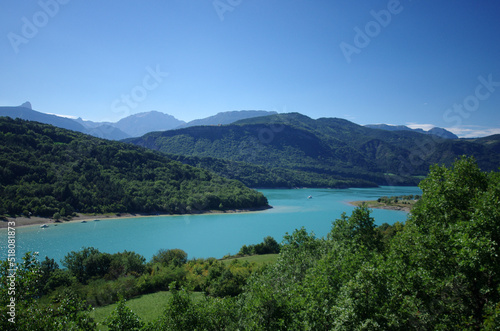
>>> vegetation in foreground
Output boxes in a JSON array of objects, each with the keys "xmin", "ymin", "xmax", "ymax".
[{"xmin": 1, "ymin": 157, "xmax": 499, "ymax": 330}]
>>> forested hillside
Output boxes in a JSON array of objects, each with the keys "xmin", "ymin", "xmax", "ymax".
[
  {"xmin": 0, "ymin": 117, "xmax": 268, "ymax": 218},
  {"xmin": 126, "ymin": 113, "xmax": 500, "ymax": 188}
]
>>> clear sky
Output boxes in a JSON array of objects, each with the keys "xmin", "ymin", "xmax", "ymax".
[{"xmin": 1, "ymin": 0, "xmax": 499, "ymax": 137}]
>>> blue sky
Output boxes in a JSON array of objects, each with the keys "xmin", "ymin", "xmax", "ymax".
[{"xmin": 1, "ymin": 0, "xmax": 499, "ymax": 137}]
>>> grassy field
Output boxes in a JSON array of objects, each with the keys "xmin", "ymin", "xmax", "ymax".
[
  {"xmin": 90, "ymin": 291, "xmax": 204, "ymax": 330},
  {"xmin": 91, "ymin": 254, "xmax": 278, "ymax": 329}
]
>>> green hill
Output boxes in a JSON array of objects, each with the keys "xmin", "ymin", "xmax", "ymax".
[
  {"xmin": 0, "ymin": 117, "xmax": 268, "ymax": 218},
  {"xmin": 125, "ymin": 113, "xmax": 500, "ymax": 188}
]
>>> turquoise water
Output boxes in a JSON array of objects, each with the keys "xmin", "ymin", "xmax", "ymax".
[{"xmin": 0, "ymin": 187, "xmax": 421, "ymax": 263}]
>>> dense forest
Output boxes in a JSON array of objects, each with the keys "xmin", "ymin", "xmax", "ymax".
[
  {"xmin": 166, "ymin": 153, "xmax": 379, "ymax": 188},
  {"xmin": 0, "ymin": 117, "xmax": 268, "ymax": 218},
  {"xmin": 1, "ymin": 157, "xmax": 499, "ymax": 329},
  {"xmin": 127, "ymin": 113, "xmax": 500, "ymax": 188}
]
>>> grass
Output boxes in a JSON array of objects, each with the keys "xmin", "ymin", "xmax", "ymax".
[
  {"xmin": 90, "ymin": 291, "xmax": 203, "ymax": 330},
  {"xmin": 90, "ymin": 255, "xmax": 278, "ymax": 329}
]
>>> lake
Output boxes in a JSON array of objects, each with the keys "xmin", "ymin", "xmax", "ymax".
[{"xmin": 0, "ymin": 186, "xmax": 422, "ymax": 263}]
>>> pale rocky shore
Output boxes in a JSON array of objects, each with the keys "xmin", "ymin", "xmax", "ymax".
[
  {"xmin": 349, "ymin": 200, "xmax": 412, "ymax": 213},
  {"xmin": 0, "ymin": 206, "xmax": 272, "ymax": 229}
]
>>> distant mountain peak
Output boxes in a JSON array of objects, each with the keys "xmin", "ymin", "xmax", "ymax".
[
  {"xmin": 180, "ymin": 110, "xmax": 278, "ymax": 128},
  {"xmin": 114, "ymin": 111, "xmax": 185, "ymax": 137},
  {"xmin": 20, "ymin": 101, "xmax": 32, "ymax": 109},
  {"xmin": 365, "ymin": 124, "xmax": 458, "ymax": 139}
]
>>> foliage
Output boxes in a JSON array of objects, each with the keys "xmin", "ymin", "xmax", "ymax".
[
  {"xmin": 2, "ymin": 156, "xmax": 499, "ymax": 329},
  {"xmin": 153, "ymin": 156, "xmax": 497, "ymax": 330},
  {"xmin": 105, "ymin": 298, "xmax": 144, "ymax": 331},
  {"xmin": 377, "ymin": 194, "xmax": 420, "ymax": 204},
  {"xmin": 382, "ymin": 156, "xmax": 500, "ymax": 329},
  {"xmin": 62, "ymin": 247, "xmax": 112, "ymax": 284},
  {"xmin": 23, "ymin": 289, "xmax": 97, "ymax": 331},
  {"xmin": 0, "ymin": 253, "xmax": 96, "ymax": 330},
  {"xmin": 151, "ymin": 248, "xmax": 188, "ymax": 267},
  {"xmin": 0, "ymin": 117, "xmax": 268, "ymax": 217},
  {"xmin": 237, "ymin": 236, "xmax": 280, "ymax": 256},
  {"xmin": 167, "ymin": 153, "xmax": 381, "ymax": 189}
]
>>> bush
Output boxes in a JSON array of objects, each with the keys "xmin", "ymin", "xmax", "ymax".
[
  {"xmin": 105, "ymin": 299, "xmax": 144, "ymax": 331},
  {"xmin": 151, "ymin": 249, "xmax": 188, "ymax": 267},
  {"xmin": 238, "ymin": 236, "xmax": 281, "ymax": 256}
]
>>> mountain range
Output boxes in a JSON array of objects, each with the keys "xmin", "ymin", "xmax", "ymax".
[
  {"xmin": 126, "ymin": 112, "xmax": 500, "ymax": 188},
  {"xmin": 1, "ymin": 102, "xmax": 458, "ymax": 141},
  {"xmin": 0, "ymin": 103, "xmax": 278, "ymax": 140},
  {"xmin": 1, "ymin": 103, "xmax": 498, "ymax": 189},
  {"xmin": 364, "ymin": 124, "xmax": 458, "ymax": 139}
]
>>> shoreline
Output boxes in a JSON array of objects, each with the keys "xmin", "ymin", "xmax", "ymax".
[
  {"xmin": 349, "ymin": 200, "xmax": 412, "ymax": 213},
  {"xmin": 0, "ymin": 205, "xmax": 273, "ymax": 229}
]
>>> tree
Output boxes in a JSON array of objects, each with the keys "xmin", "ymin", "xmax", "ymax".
[
  {"xmin": 262, "ymin": 236, "xmax": 280, "ymax": 254},
  {"xmin": 105, "ymin": 298, "xmax": 144, "ymax": 331},
  {"xmin": 39, "ymin": 256, "xmax": 59, "ymax": 294},
  {"xmin": 62, "ymin": 247, "xmax": 112, "ymax": 283},
  {"xmin": 1, "ymin": 253, "xmax": 96, "ymax": 330},
  {"xmin": 107, "ymin": 251, "xmax": 146, "ymax": 279},
  {"xmin": 384, "ymin": 156, "xmax": 500, "ymax": 329},
  {"xmin": 151, "ymin": 249, "xmax": 188, "ymax": 267},
  {"xmin": 329, "ymin": 205, "xmax": 381, "ymax": 252},
  {"xmin": 156, "ymin": 283, "xmax": 200, "ymax": 330}
]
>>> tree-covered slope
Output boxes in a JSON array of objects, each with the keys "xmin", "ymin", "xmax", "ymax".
[
  {"xmin": 126, "ymin": 113, "xmax": 500, "ymax": 187},
  {"xmin": 126, "ymin": 122, "xmax": 399, "ymax": 187},
  {"xmin": 0, "ymin": 117, "xmax": 268, "ymax": 218}
]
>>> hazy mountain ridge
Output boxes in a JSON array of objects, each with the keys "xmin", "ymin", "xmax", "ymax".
[
  {"xmin": 365, "ymin": 124, "xmax": 458, "ymax": 139},
  {"xmin": 0, "ymin": 106, "xmax": 88, "ymax": 133},
  {"xmin": 179, "ymin": 110, "xmax": 278, "ymax": 128},
  {"xmin": 113, "ymin": 111, "xmax": 186, "ymax": 137},
  {"xmin": 0, "ymin": 104, "xmax": 277, "ymax": 140}
]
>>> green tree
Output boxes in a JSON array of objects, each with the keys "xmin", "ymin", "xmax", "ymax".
[
  {"xmin": 105, "ymin": 298, "xmax": 144, "ymax": 331},
  {"xmin": 107, "ymin": 251, "xmax": 146, "ymax": 279},
  {"xmin": 155, "ymin": 283, "xmax": 200, "ymax": 330},
  {"xmin": 24, "ymin": 289, "xmax": 96, "ymax": 330},
  {"xmin": 329, "ymin": 205, "xmax": 381, "ymax": 252},
  {"xmin": 62, "ymin": 247, "xmax": 112, "ymax": 283},
  {"xmin": 384, "ymin": 156, "xmax": 500, "ymax": 329},
  {"xmin": 151, "ymin": 249, "xmax": 188, "ymax": 267},
  {"xmin": 1, "ymin": 253, "xmax": 96, "ymax": 330}
]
